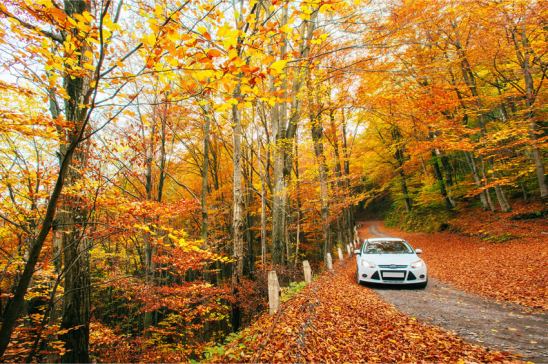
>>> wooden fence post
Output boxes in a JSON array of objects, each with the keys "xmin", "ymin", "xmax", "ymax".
[
  {"xmin": 337, "ymin": 247, "xmax": 344, "ymax": 261},
  {"xmin": 326, "ymin": 253, "xmax": 333, "ymax": 271},
  {"xmin": 303, "ymin": 260, "xmax": 312, "ymax": 283},
  {"xmin": 268, "ymin": 271, "xmax": 280, "ymax": 315}
]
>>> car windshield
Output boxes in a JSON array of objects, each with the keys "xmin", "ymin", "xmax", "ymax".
[{"xmin": 364, "ymin": 241, "xmax": 413, "ymax": 254}]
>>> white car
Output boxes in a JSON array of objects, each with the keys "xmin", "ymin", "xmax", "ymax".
[{"xmin": 355, "ymin": 238, "xmax": 428, "ymax": 288}]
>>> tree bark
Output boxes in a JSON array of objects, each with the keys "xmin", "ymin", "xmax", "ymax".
[
  {"xmin": 201, "ymin": 104, "xmax": 211, "ymax": 243},
  {"xmin": 58, "ymin": 1, "xmax": 94, "ymax": 361},
  {"xmin": 271, "ymin": 7, "xmax": 318, "ymax": 265},
  {"xmin": 510, "ymin": 25, "xmax": 547, "ymax": 198},
  {"xmin": 308, "ymin": 72, "xmax": 330, "ymax": 260}
]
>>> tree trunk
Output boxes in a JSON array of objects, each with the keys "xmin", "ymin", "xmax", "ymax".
[
  {"xmin": 201, "ymin": 105, "xmax": 211, "ymax": 243},
  {"xmin": 329, "ymin": 110, "xmax": 348, "ymax": 246},
  {"xmin": 0, "ymin": 1, "xmax": 96, "ymax": 358},
  {"xmin": 271, "ymin": 6, "xmax": 317, "ymax": 265},
  {"xmin": 341, "ymin": 109, "xmax": 355, "ymax": 242},
  {"xmin": 59, "ymin": 1, "xmax": 93, "ymax": 361},
  {"xmin": 392, "ymin": 128, "xmax": 412, "ymax": 212},
  {"xmin": 308, "ymin": 73, "xmax": 330, "ymax": 260},
  {"xmin": 258, "ymin": 135, "xmax": 267, "ymax": 266},
  {"xmin": 231, "ymin": 96, "xmax": 244, "ymax": 331},
  {"xmin": 511, "ymin": 25, "xmax": 547, "ymax": 198}
]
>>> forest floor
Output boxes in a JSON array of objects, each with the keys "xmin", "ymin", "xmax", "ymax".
[
  {"xmin": 211, "ymin": 212, "xmax": 547, "ymax": 363},
  {"xmin": 211, "ymin": 258, "xmax": 518, "ymax": 363},
  {"xmin": 378, "ymin": 201, "xmax": 548, "ymax": 310},
  {"xmin": 365, "ymin": 223, "xmax": 548, "ymax": 363}
]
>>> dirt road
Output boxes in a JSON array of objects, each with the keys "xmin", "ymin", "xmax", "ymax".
[{"xmin": 363, "ymin": 223, "xmax": 548, "ymax": 363}]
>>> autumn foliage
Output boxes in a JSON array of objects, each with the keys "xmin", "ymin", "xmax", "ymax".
[
  {"xmin": 209, "ymin": 259, "xmax": 516, "ymax": 363},
  {"xmin": 0, "ymin": 0, "xmax": 545, "ymax": 362}
]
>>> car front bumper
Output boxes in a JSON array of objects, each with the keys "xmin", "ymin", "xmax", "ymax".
[{"xmin": 357, "ymin": 265, "xmax": 427, "ymax": 284}]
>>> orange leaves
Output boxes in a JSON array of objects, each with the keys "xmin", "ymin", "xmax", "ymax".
[
  {"xmin": 210, "ymin": 261, "xmax": 515, "ymax": 363},
  {"xmin": 379, "ymin": 204, "xmax": 548, "ymax": 310},
  {"xmin": 206, "ymin": 48, "xmax": 223, "ymax": 58}
]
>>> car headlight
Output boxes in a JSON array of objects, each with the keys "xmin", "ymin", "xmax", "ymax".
[
  {"xmin": 411, "ymin": 260, "xmax": 424, "ymax": 269},
  {"xmin": 361, "ymin": 260, "xmax": 376, "ymax": 268}
]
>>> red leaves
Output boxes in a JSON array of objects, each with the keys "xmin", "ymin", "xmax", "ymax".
[
  {"xmin": 379, "ymin": 203, "xmax": 548, "ymax": 310},
  {"xmin": 210, "ymin": 261, "xmax": 515, "ymax": 363}
]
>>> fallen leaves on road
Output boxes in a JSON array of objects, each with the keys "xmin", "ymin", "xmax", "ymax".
[
  {"xmin": 376, "ymin": 218, "xmax": 547, "ymax": 310},
  {"xmin": 210, "ymin": 261, "xmax": 517, "ymax": 363}
]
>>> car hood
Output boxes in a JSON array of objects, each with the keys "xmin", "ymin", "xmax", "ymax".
[{"xmin": 361, "ymin": 254, "xmax": 420, "ymax": 265}]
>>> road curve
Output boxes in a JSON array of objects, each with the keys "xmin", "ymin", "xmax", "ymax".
[{"xmin": 361, "ymin": 223, "xmax": 548, "ymax": 363}]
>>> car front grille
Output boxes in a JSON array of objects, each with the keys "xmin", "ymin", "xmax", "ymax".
[
  {"xmin": 407, "ymin": 271, "xmax": 417, "ymax": 280},
  {"xmin": 378, "ymin": 264, "xmax": 408, "ymax": 269},
  {"xmin": 380, "ymin": 270, "xmax": 406, "ymax": 281},
  {"xmin": 371, "ymin": 271, "xmax": 380, "ymax": 280}
]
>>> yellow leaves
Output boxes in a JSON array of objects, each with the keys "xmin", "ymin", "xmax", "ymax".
[
  {"xmin": 154, "ymin": 4, "xmax": 164, "ymax": 18},
  {"xmin": 269, "ymin": 59, "xmax": 288, "ymax": 75},
  {"xmin": 197, "ymin": 25, "xmax": 208, "ymax": 35},
  {"xmin": 197, "ymin": 25, "xmax": 212, "ymax": 41},
  {"xmin": 218, "ymin": 24, "xmax": 240, "ymax": 49},
  {"xmin": 279, "ymin": 24, "xmax": 292, "ymax": 34},
  {"xmin": 142, "ymin": 33, "xmax": 156, "ymax": 47},
  {"xmin": 193, "ymin": 69, "xmax": 216, "ymax": 82},
  {"xmin": 311, "ymin": 33, "xmax": 328, "ymax": 45},
  {"xmin": 30, "ymin": 0, "xmax": 53, "ymax": 6},
  {"xmin": 214, "ymin": 102, "xmax": 232, "ymax": 113},
  {"xmin": 81, "ymin": 11, "xmax": 94, "ymax": 23},
  {"xmin": 82, "ymin": 63, "xmax": 95, "ymax": 71}
]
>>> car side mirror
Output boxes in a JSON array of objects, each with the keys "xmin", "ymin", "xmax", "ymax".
[
  {"xmin": 354, "ymin": 249, "xmax": 361, "ymax": 255},
  {"xmin": 415, "ymin": 248, "xmax": 423, "ymax": 255}
]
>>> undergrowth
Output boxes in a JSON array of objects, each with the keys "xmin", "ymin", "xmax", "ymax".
[
  {"xmin": 384, "ymin": 204, "xmax": 454, "ymax": 232},
  {"xmin": 199, "ymin": 280, "xmax": 308, "ymax": 362}
]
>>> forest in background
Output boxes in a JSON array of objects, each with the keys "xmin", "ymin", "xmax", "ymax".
[{"xmin": 0, "ymin": 0, "xmax": 545, "ymax": 362}]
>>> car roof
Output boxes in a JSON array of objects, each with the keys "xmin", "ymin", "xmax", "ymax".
[{"xmin": 364, "ymin": 237, "xmax": 405, "ymax": 242}]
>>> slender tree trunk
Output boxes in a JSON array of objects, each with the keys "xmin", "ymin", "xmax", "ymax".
[
  {"xmin": 511, "ymin": 25, "xmax": 547, "ymax": 198},
  {"xmin": 271, "ymin": 6, "xmax": 317, "ymax": 265},
  {"xmin": 231, "ymin": 102, "xmax": 245, "ymax": 281},
  {"xmin": 392, "ymin": 128, "xmax": 412, "ymax": 212},
  {"xmin": 231, "ymin": 95, "xmax": 244, "ymax": 331},
  {"xmin": 308, "ymin": 73, "xmax": 330, "ymax": 259},
  {"xmin": 142, "ymin": 113, "xmax": 156, "ymax": 332},
  {"xmin": 293, "ymin": 135, "xmax": 302, "ymax": 266},
  {"xmin": 450, "ymin": 34, "xmax": 501, "ymax": 210},
  {"xmin": 329, "ymin": 110, "xmax": 347, "ymax": 245},
  {"xmin": 446, "ymin": 66, "xmax": 489, "ymax": 210},
  {"xmin": 427, "ymin": 131, "xmax": 454, "ymax": 210},
  {"xmin": 271, "ymin": 130, "xmax": 286, "ymax": 264},
  {"xmin": 341, "ymin": 109, "xmax": 354, "ymax": 242},
  {"xmin": 0, "ymin": 132, "xmax": 85, "ymax": 358},
  {"xmin": 201, "ymin": 105, "xmax": 211, "ymax": 243},
  {"xmin": 399, "ymin": 168, "xmax": 412, "ymax": 213},
  {"xmin": 258, "ymin": 134, "xmax": 267, "ymax": 267}
]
